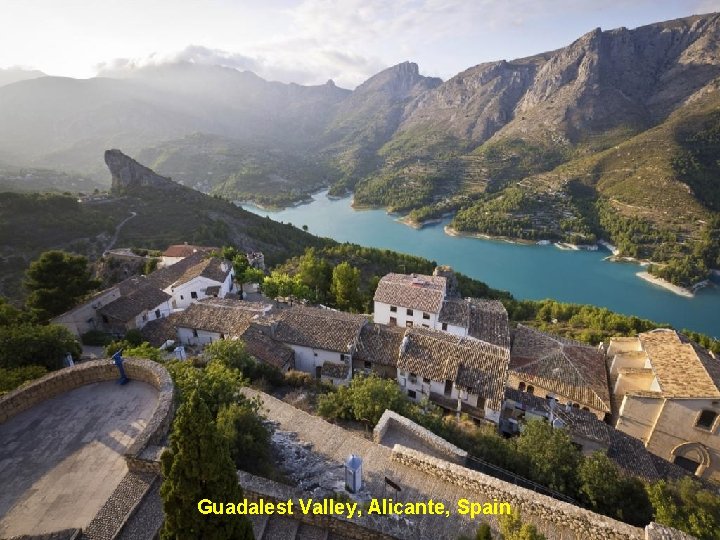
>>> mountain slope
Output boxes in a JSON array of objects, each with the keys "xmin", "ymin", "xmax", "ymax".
[
  {"xmin": 356, "ymin": 13, "xmax": 720, "ymax": 211},
  {"xmin": 0, "ymin": 150, "xmax": 326, "ymax": 299}
]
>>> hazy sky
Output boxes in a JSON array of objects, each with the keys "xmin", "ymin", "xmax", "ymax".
[{"xmin": 2, "ymin": 0, "xmax": 719, "ymax": 88}]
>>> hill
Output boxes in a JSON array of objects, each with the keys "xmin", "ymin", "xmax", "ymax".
[{"xmin": 0, "ymin": 150, "xmax": 327, "ymax": 299}]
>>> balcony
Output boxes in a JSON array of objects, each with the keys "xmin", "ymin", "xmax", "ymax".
[{"xmin": 429, "ymin": 391, "xmax": 485, "ymax": 420}]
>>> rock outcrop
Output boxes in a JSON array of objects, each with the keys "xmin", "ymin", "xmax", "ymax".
[{"xmin": 105, "ymin": 149, "xmax": 175, "ymax": 193}]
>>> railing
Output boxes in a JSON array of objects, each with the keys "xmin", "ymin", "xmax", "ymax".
[
  {"xmin": 465, "ymin": 454, "xmax": 578, "ymax": 505},
  {"xmin": 429, "ymin": 392, "xmax": 484, "ymax": 419}
]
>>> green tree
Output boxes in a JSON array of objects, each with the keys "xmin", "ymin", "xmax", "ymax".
[
  {"xmin": 261, "ymin": 270, "xmax": 311, "ymax": 301},
  {"xmin": 297, "ymin": 248, "xmax": 332, "ymax": 303},
  {"xmin": 498, "ymin": 511, "xmax": 546, "ymax": 540},
  {"xmin": 24, "ymin": 250, "xmax": 100, "ymax": 321},
  {"xmin": 160, "ymin": 390, "xmax": 253, "ymax": 540},
  {"xmin": 578, "ymin": 452, "xmax": 652, "ymax": 526},
  {"xmin": 515, "ymin": 420, "xmax": 580, "ymax": 496},
  {"xmin": 217, "ymin": 401, "xmax": 272, "ymax": 475},
  {"xmin": 330, "ymin": 261, "xmax": 361, "ymax": 311},
  {"xmin": 317, "ymin": 374, "xmax": 409, "ymax": 426},
  {"xmin": 165, "ymin": 359, "xmax": 245, "ymax": 418},
  {"xmin": 646, "ymin": 477, "xmax": 720, "ymax": 540},
  {"xmin": 0, "ymin": 323, "xmax": 80, "ymax": 369},
  {"xmin": 206, "ymin": 340, "xmax": 283, "ymax": 386}
]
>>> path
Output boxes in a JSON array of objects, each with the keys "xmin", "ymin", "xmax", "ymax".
[{"xmin": 105, "ymin": 211, "xmax": 137, "ymax": 251}]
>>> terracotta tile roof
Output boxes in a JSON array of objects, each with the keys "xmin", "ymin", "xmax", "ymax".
[
  {"xmin": 140, "ymin": 313, "xmax": 180, "ymax": 347},
  {"xmin": 503, "ymin": 387, "xmax": 687, "ymax": 482},
  {"xmin": 354, "ymin": 324, "xmax": 405, "ymax": 367},
  {"xmin": 639, "ymin": 329, "xmax": 720, "ymax": 398},
  {"xmin": 373, "ymin": 273, "xmax": 446, "ymax": 313},
  {"xmin": 173, "ymin": 298, "xmax": 266, "ymax": 335},
  {"xmin": 510, "ymin": 325, "xmax": 611, "ymax": 413},
  {"xmin": 273, "ymin": 306, "xmax": 367, "ymax": 353},
  {"xmin": 438, "ymin": 298, "xmax": 468, "ymax": 326},
  {"xmin": 321, "ymin": 361, "xmax": 351, "ymax": 379},
  {"xmin": 398, "ymin": 327, "xmax": 510, "ymax": 409},
  {"xmin": 467, "ymin": 298, "xmax": 510, "ymax": 348},
  {"xmin": 146, "ymin": 252, "xmax": 207, "ymax": 289},
  {"xmin": 163, "ymin": 244, "xmax": 217, "ymax": 258},
  {"xmin": 239, "ymin": 323, "xmax": 294, "ymax": 370},
  {"xmin": 98, "ymin": 285, "xmax": 171, "ymax": 322},
  {"xmin": 171, "ymin": 257, "xmax": 232, "ymax": 287}
]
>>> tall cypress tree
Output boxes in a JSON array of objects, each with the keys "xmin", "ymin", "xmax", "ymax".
[{"xmin": 160, "ymin": 390, "xmax": 254, "ymax": 540}]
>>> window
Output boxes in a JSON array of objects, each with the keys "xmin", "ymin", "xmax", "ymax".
[
  {"xmin": 423, "ymin": 377, "xmax": 431, "ymax": 384},
  {"xmin": 518, "ymin": 382, "xmax": 526, "ymax": 392},
  {"xmin": 155, "ymin": 309, "xmax": 161, "ymax": 319},
  {"xmin": 444, "ymin": 380, "xmax": 453, "ymax": 396},
  {"xmin": 192, "ymin": 329, "xmax": 198, "ymax": 337},
  {"xmin": 526, "ymin": 385, "xmax": 535, "ymax": 395},
  {"xmin": 408, "ymin": 390, "xmax": 417, "ymax": 399},
  {"xmin": 422, "ymin": 324, "xmax": 429, "ymax": 328},
  {"xmin": 696, "ymin": 410, "xmax": 718, "ymax": 430},
  {"xmin": 409, "ymin": 372, "xmax": 417, "ymax": 384},
  {"xmin": 364, "ymin": 361, "xmax": 372, "ymax": 369},
  {"xmin": 340, "ymin": 354, "xmax": 349, "ymax": 362},
  {"xmin": 142, "ymin": 314, "xmax": 148, "ymax": 322},
  {"xmin": 441, "ymin": 323, "xmax": 448, "ymax": 331},
  {"xmin": 180, "ymin": 295, "xmax": 184, "ymax": 300},
  {"xmin": 314, "ymin": 352, "xmax": 318, "ymax": 357},
  {"xmin": 390, "ymin": 306, "xmax": 397, "ymax": 313},
  {"xmin": 422, "ymin": 313, "xmax": 430, "ymax": 320},
  {"xmin": 407, "ymin": 308, "xmax": 414, "ymax": 316},
  {"xmin": 190, "ymin": 291, "xmax": 198, "ymax": 299},
  {"xmin": 389, "ymin": 317, "xmax": 397, "ymax": 326},
  {"xmin": 405, "ymin": 321, "xmax": 413, "ymax": 328},
  {"xmin": 220, "ymin": 333, "xmax": 225, "ymax": 340}
]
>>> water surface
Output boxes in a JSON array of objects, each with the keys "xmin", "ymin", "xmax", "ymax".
[{"xmin": 242, "ymin": 191, "xmax": 720, "ymax": 337}]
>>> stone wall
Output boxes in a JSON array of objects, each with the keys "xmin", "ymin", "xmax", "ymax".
[
  {"xmin": 391, "ymin": 445, "xmax": 643, "ymax": 540},
  {"xmin": 373, "ymin": 409, "xmax": 467, "ymax": 465},
  {"xmin": 0, "ymin": 358, "xmax": 174, "ymax": 469},
  {"xmin": 238, "ymin": 471, "xmax": 415, "ymax": 540}
]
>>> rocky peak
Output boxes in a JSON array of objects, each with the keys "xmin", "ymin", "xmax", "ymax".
[
  {"xmin": 353, "ymin": 61, "xmax": 441, "ymax": 99},
  {"xmin": 105, "ymin": 149, "xmax": 175, "ymax": 193}
]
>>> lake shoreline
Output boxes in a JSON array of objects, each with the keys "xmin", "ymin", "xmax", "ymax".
[{"xmin": 636, "ymin": 272, "xmax": 694, "ymax": 298}]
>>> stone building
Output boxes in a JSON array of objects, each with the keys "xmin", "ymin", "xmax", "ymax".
[
  {"xmin": 173, "ymin": 298, "xmax": 271, "ymax": 346},
  {"xmin": 271, "ymin": 306, "xmax": 367, "ymax": 385},
  {"xmin": 397, "ymin": 327, "xmax": 510, "ymax": 423},
  {"xmin": 608, "ymin": 328, "xmax": 720, "ymax": 481},
  {"xmin": 373, "ymin": 273, "xmax": 447, "ymax": 329},
  {"xmin": 509, "ymin": 325, "xmax": 612, "ymax": 421},
  {"xmin": 353, "ymin": 323, "xmax": 406, "ymax": 379}
]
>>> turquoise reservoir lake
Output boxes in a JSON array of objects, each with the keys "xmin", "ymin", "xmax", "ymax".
[{"xmin": 242, "ymin": 191, "xmax": 720, "ymax": 337}]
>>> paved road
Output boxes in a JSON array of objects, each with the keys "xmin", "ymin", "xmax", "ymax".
[
  {"xmin": 104, "ymin": 211, "xmax": 137, "ymax": 252},
  {"xmin": 0, "ymin": 381, "xmax": 158, "ymax": 537}
]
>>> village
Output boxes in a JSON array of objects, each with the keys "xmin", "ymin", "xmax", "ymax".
[{"xmin": 51, "ymin": 243, "xmax": 720, "ymax": 487}]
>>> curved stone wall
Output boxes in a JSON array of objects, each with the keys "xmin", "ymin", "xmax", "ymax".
[{"xmin": 0, "ymin": 358, "xmax": 174, "ymax": 465}]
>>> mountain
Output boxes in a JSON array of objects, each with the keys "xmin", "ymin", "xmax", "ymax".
[
  {"xmin": 0, "ymin": 67, "xmax": 45, "ymax": 88},
  {"xmin": 356, "ymin": 13, "xmax": 720, "ymax": 210},
  {"xmin": 0, "ymin": 150, "xmax": 326, "ymax": 299},
  {"xmin": 0, "ymin": 64, "xmax": 349, "ymax": 181},
  {"xmin": 1, "ymin": 13, "xmax": 719, "ymax": 285},
  {"xmin": 321, "ymin": 62, "xmax": 442, "ymax": 192}
]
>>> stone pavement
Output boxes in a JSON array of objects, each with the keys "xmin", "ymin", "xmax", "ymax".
[{"xmin": 0, "ymin": 381, "xmax": 158, "ymax": 537}]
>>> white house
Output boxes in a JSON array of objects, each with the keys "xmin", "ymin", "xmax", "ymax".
[
  {"xmin": 271, "ymin": 306, "xmax": 367, "ymax": 385},
  {"xmin": 174, "ymin": 298, "xmax": 271, "ymax": 346},
  {"xmin": 51, "ymin": 287, "xmax": 123, "ymax": 337},
  {"xmin": 161, "ymin": 244, "xmax": 217, "ymax": 268},
  {"xmin": 373, "ymin": 273, "xmax": 447, "ymax": 329},
  {"xmin": 165, "ymin": 257, "xmax": 234, "ymax": 310},
  {"xmin": 396, "ymin": 327, "xmax": 510, "ymax": 423},
  {"xmin": 97, "ymin": 284, "xmax": 173, "ymax": 335}
]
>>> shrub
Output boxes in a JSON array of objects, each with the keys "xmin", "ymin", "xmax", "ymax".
[
  {"xmin": 0, "ymin": 365, "xmax": 48, "ymax": 395},
  {"xmin": 80, "ymin": 330, "xmax": 112, "ymax": 346},
  {"xmin": 284, "ymin": 369, "xmax": 314, "ymax": 388}
]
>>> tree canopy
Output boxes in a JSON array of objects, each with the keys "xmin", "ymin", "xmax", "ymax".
[
  {"xmin": 24, "ymin": 250, "xmax": 100, "ymax": 321},
  {"xmin": 160, "ymin": 390, "xmax": 253, "ymax": 540}
]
